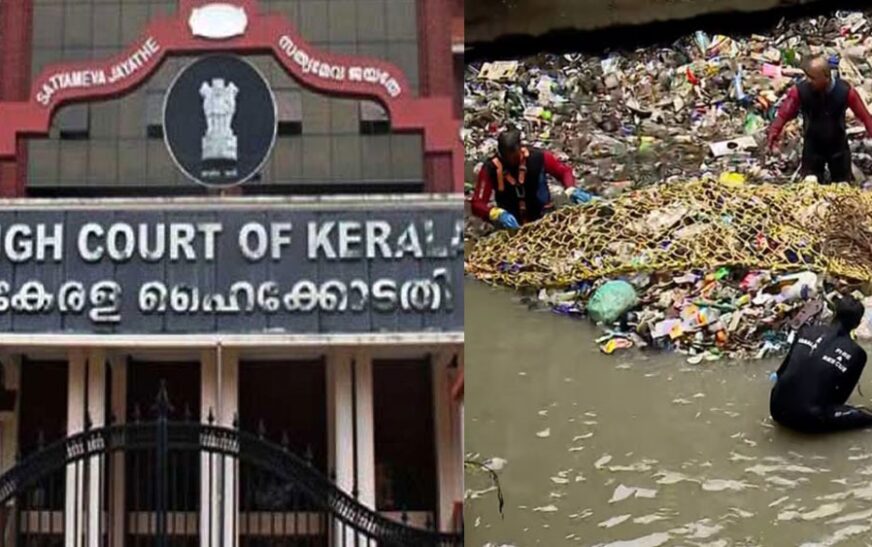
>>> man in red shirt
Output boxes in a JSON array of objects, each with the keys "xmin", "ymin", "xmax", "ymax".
[
  {"xmin": 768, "ymin": 55, "xmax": 872, "ymax": 183},
  {"xmin": 471, "ymin": 129, "xmax": 590, "ymax": 229}
]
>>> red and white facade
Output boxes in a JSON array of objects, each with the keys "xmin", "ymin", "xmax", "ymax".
[{"xmin": 0, "ymin": 0, "xmax": 464, "ymax": 542}]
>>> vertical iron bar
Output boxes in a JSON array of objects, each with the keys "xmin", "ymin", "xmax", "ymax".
[
  {"xmin": 84, "ymin": 449, "xmax": 90, "ymax": 547},
  {"xmin": 108, "ymin": 448, "xmax": 113, "ymax": 547},
  {"xmin": 195, "ymin": 449, "xmax": 201, "ymax": 543},
  {"xmin": 292, "ymin": 483, "xmax": 297, "ymax": 541},
  {"xmin": 47, "ymin": 470, "xmax": 54, "ymax": 536},
  {"xmin": 351, "ymin": 360, "xmax": 358, "ymax": 504},
  {"xmin": 306, "ymin": 508, "xmax": 312, "ymax": 547},
  {"xmin": 98, "ymin": 447, "xmax": 104, "ymax": 547},
  {"xmin": 208, "ymin": 453, "xmax": 213, "ymax": 547},
  {"xmin": 74, "ymin": 461, "xmax": 80, "ymax": 547},
  {"xmin": 186, "ymin": 451, "xmax": 192, "ymax": 543},
  {"xmin": 180, "ymin": 449, "xmax": 185, "ymax": 539},
  {"xmin": 353, "ymin": 515, "xmax": 357, "ymax": 547},
  {"xmin": 155, "ymin": 384, "xmax": 169, "ymax": 547},
  {"xmin": 169, "ymin": 452, "xmax": 176, "ymax": 537},
  {"xmin": 133, "ymin": 448, "xmax": 140, "ymax": 547},
  {"xmin": 269, "ymin": 469, "xmax": 274, "ymax": 541},
  {"xmin": 218, "ymin": 454, "xmax": 224, "ymax": 547},
  {"xmin": 243, "ymin": 460, "xmax": 250, "ymax": 544},
  {"xmin": 232, "ymin": 455, "xmax": 237, "ymax": 547},
  {"xmin": 59, "ymin": 475, "xmax": 63, "ymax": 547},
  {"xmin": 13, "ymin": 493, "xmax": 20, "ymax": 547}
]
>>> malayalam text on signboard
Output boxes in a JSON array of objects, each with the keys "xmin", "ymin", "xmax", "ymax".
[{"xmin": 0, "ymin": 204, "xmax": 462, "ymax": 335}]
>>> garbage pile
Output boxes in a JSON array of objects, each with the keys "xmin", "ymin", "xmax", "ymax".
[
  {"xmin": 466, "ymin": 180, "xmax": 872, "ymax": 360},
  {"xmin": 464, "ymin": 10, "xmax": 872, "ymax": 198},
  {"xmin": 537, "ymin": 269, "xmax": 856, "ymax": 362},
  {"xmin": 467, "ymin": 179, "xmax": 872, "ymax": 287},
  {"xmin": 464, "ymin": 10, "xmax": 872, "ymax": 359}
]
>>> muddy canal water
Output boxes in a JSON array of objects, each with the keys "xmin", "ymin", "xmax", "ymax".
[{"xmin": 465, "ymin": 280, "xmax": 872, "ymax": 547}]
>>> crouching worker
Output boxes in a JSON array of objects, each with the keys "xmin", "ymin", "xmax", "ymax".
[
  {"xmin": 471, "ymin": 129, "xmax": 592, "ymax": 229},
  {"xmin": 770, "ymin": 295, "xmax": 872, "ymax": 433}
]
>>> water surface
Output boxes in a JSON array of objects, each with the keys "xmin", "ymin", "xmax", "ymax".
[{"xmin": 465, "ymin": 280, "xmax": 872, "ymax": 547}]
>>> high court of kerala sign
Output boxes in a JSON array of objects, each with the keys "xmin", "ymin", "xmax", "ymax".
[
  {"xmin": 0, "ymin": 198, "xmax": 462, "ymax": 335},
  {"xmin": 0, "ymin": 0, "xmax": 462, "ymax": 189}
]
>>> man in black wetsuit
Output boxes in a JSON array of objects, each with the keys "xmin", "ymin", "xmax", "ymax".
[
  {"xmin": 767, "ymin": 55, "xmax": 872, "ymax": 183},
  {"xmin": 771, "ymin": 295, "xmax": 872, "ymax": 433}
]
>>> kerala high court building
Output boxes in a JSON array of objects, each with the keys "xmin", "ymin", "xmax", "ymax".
[{"xmin": 0, "ymin": 0, "xmax": 464, "ymax": 545}]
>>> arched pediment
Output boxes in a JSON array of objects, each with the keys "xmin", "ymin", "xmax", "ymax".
[{"xmin": 0, "ymin": 0, "xmax": 462, "ymax": 188}]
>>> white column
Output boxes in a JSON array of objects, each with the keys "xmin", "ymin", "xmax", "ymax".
[
  {"xmin": 433, "ymin": 351, "xmax": 462, "ymax": 532},
  {"xmin": 108, "ymin": 355, "xmax": 126, "ymax": 547},
  {"xmin": 86, "ymin": 350, "xmax": 106, "ymax": 547},
  {"xmin": 218, "ymin": 347, "xmax": 238, "ymax": 427},
  {"xmin": 327, "ymin": 349, "xmax": 354, "ymax": 546},
  {"xmin": 0, "ymin": 355, "xmax": 19, "ymax": 543},
  {"xmin": 200, "ymin": 349, "xmax": 219, "ymax": 547},
  {"xmin": 219, "ymin": 347, "xmax": 238, "ymax": 547},
  {"xmin": 328, "ymin": 350, "xmax": 354, "ymax": 495},
  {"xmin": 0, "ymin": 355, "xmax": 21, "ymax": 473},
  {"xmin": 327, "ymin": 353, "xmax": 336, "ymax": 479},
  {"xmin": 353, "ymin": 351, "xmax": 375, "ymax": 509},
  {"xmin": 354, "ymin": 351, "xmax": 376, "ymax": 546},
  {"xmin": 65, "ymin": 349, "xmax": 86, "ymax": 547}
]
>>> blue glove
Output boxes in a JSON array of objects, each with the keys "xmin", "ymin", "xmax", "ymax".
[
  {"xmin": 489, "ymin": 207, "xmax": 520, "ymax": 230},
  {"xmin": 769, "ymin": 371, "xmax": 778, "ymax": 383},
  {"xmin": 566, "ymin": 187, "xmax": 594, "ymax": 204}
]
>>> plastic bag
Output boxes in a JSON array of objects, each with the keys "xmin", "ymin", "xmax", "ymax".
[
  {"xmin": 587, "ymin": 281, "xmax": 638, "ymax": 324},
  {"xmin": 775, "ymin": 271, "xmax": 819, "ymax": 303},
  {"xmin": 855, "ymin": 296, "xmax": 872, "ymax": 340}
]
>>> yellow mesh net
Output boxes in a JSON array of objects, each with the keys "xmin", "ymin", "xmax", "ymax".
[{"xmin": 466, "ymin": 180, "xmax": 872, "ymax": 289}]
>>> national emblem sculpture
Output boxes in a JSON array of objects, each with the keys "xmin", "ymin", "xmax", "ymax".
[{"xmin": 200, "ymin": 78, "xmax": 239, "ymax": 161}]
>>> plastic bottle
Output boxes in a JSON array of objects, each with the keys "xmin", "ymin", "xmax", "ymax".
[
  {"xmin": 829, "ymin": 54, "xmax": 841, "ymax": 82},
  {"xmin": 734, "ymin": 64, "xmax": 746, "ymax": 102},
  {"xmin": 694, "ymin": 31, "xmax": 710, "ymax": 55}
]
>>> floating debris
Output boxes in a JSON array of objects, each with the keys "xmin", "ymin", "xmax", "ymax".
[
  {"xmin": 594, "ymin": 532, "xmax": 672, "ymax": 547},
  {"xmin": 466, "ymin": 7, "xmax": 872, "ymax": 359},
  {"xmin": 595, "ymin": 454, "xmax": 614, "ymax": 469},
  {"xmin": 598, "ymin": 514, "xmax": 633, "ymax": 528},
  {"xmin": 778, "ymin": 502, "xmax": 844, "ymax": 521},
  {"xmin": 700, "ymin": 478, "xmax": 756, "ymax": 492}
]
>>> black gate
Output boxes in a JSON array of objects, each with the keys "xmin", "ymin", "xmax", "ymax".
[{"xmin": 0, "ymin": 384, "xmax": 463, "ymax": 547}]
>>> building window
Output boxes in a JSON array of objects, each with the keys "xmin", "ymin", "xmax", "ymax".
[
  {"xmin": 145, "ymin": 91, "xmax": 164, "ymax": 139},
  {"xmin": 239, "ymin": 360, "xmax": 327, "ymax": 512},
  {"xmin": 18, "ymin": 359, "xmax": 68, "ymax": 457},
  {"xmin": 18, "ymin": 359, "xmax": 69, "ymax": 513},
  {"xmin": 125, "ymin": 360, "xmax": 201, "ymax": 513},
  {"xmin": 239, "ymin": 359, "xmax": 327, "ymax": 469},
  {"xmin": 276, "ymin": 90, "xmax": 303, "ymax": 136},
  {"xmin": 373, "ymin": 359, "xmax": 437, "ymax": 512},
  {"xmin": 360, "ymin": 101, "xmax": 390, "ymax": 135},
  {"xmin": 455, "ymin": 54, "xmax": 464, "ymax": 118},
  {"xmin": 25, "ymin": 1, "xmax": 424, "ymax": 194},
  {"xmin": 56, "ymin": 105, "xmax": 90, "ymax": 140}
]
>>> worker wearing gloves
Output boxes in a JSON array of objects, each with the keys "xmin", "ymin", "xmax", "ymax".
[
  {"xmin": 769, "ymin": 295, "xmax": 872, "ymax": 433},
  {"xmin": 767, "ymin": 55, "xmax": 872, "ymax": 183},
  {"xmin": 471, "ymin": 129, "xmax": 591, "ymax": 229}
]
